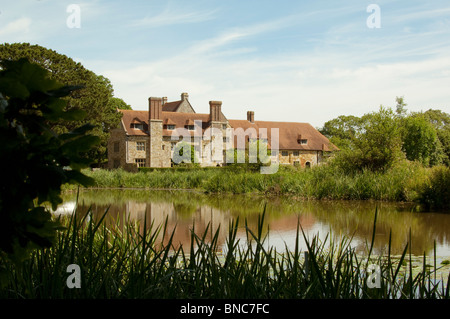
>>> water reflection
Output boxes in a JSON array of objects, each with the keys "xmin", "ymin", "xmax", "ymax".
[{"xmin": 57, "ymin": 189, "xmax": 450, "ymax": 258}]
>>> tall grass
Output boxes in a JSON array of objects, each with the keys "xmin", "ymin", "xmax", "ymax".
[
  {"xmin": 64, "ymin": 161, "xmax": 450, "ymax": 210},
  {"xmin": 1, "ymin": 206, "xmax": 448, "ymax": 299}
]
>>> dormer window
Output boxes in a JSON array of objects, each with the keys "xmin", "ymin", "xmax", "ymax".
[
  {"xmin": 297, "ymin": 134, "xmax": 307, "ymax": 145},
  {"xmin": 131, "ymin": 123, "xmax": 144, "ymax": 130},
  {"xmin": 186, "ymin": 125, "xmax": 195, "ymax": 131},
  {"xmin": 167, "ymin": 124, "xmax": 176, "ymax": 130}
]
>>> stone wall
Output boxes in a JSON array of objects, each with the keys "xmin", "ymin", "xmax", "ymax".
[
  {"xmin": 149, "ymin": 119, "xmax": 171, "ymax": 167},
  {"xmin": 278, "ymin": 150, "xmax": 322, "ymax": 167},
  {"xmin": 107, "ymin": 127, "xmax": 127, "ymax": 169},
  {"xmin": 127, "ymin": 135, "xmax": 149, "ymax": 166},
  {"xmin": 177, "ymin": 100, "xmax": 195, "ymax": 113}
]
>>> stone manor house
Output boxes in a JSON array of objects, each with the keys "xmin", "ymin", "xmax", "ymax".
[{"xmin": 107, "ymin": 93, "xmax": 338, "ymax": 170}]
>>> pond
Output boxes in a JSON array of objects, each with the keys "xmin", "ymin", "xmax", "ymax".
[{"xmin": 56, "ymin": 189, "xmax": 450, "ymax": 261}]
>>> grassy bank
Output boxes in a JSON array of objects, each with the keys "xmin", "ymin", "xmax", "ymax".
[
  {"xmin": 1, "ymin": 208, "xmax": 448, "ymax": 299},
  {"xmin": 64, "ymin": 161, "xmax": 450, "ymax": 211}
]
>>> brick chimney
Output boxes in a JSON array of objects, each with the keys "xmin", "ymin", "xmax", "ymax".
[
  {"xmin": 162, "ymin": 97, "xmax": 168, "ymax": 105},
  {"xmin": 148, "ymin": 97, "xmax": 162, "ymax": 120},
  {"xmin": 247, "ymin": 111, "xmax": 254, "ymax": 123},
  {"xmin": 181, "ymin": 92, "xmax": 189, "ymax": 101},
  {"xmin": 209, "ymin": 101, "xmax": 222, "ymax": 122}
]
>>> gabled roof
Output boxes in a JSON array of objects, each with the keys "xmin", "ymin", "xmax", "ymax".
[
  {"xmin": 162, "ymin": 100, "xmax": 183, "ymax": 112},
  {"xmin": 117, "ymin": 109, "xmax": 338, "ymax": 151},
  {"xmin": 251, "ymin": 120, "xmax": 338, "ymax": 151}
]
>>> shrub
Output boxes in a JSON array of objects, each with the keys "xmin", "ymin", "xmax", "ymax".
[
  {"xmin": 417, "ymin": 165, "xmax": 450, "ymax": 211},
  {"xmin": 0, "ymin": 58, "xmax": 98, "ymax": 264}
]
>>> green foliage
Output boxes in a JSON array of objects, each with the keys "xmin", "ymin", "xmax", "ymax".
[
  {"xmin": 225, "ymin": 139, "xmax": 271, "ymax": 171},
  {"xmin": 71, "ymin": 157, "xmax": 449, "ymax": 209},
  {"xmin": 320, "ymin": 106, "xmax": 404, "ymax": 172},
  {"xmin": 354, "ymin": 106, "xmax": 404, "ymax": 171},
  {"xmin": 1, "ymin": 207, "xmax": 447, "ymax": 299},
  {"xmin": 0, "ymin": 58, "xmax": 98, "ymax": 264},
  {"xmin": 319, "ymin": 115, "xmax": 363, "ymax": 150},
  {"xmin": 417, "ymin": 165, "xmax": 450, "ymax": 211},
  {"xmin": 0, "ymin": 43, "xmax": 128, "ymax": 164},
  {"xmin": 171, "ymin": 141, "xmax": 199, "ymax": 166},
  {"xmin": 401, "ymin": 114, "xmax": 444, "ymax": 166},
  {"xmin": 423, "ymin": 109, "xmax": 450, "ymax": 166},
  {"xmin": 108, "ymin": 96, "xmax": 132, "ymax": 110},
  {"xmin": 320, "ymin": 97, "xmax": 450, "ymax": 172}
]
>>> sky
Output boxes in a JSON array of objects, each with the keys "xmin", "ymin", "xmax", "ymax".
[{"xmin": 1, "ymin": 0, "xmax": 450, "ymax": 128}]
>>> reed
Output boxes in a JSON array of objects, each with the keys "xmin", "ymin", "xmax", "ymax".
[
  {"xmin": 63, "ymin": 161, "xmax": 450, "ymax": 210},
  {"xmin": 1, "ymin": 206, "xmax": 448, "ymax": 299}
]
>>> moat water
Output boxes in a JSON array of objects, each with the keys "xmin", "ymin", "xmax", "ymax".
[{"xmin": 56, "ymin": 189, "xmax": 450, "ymax": 260}]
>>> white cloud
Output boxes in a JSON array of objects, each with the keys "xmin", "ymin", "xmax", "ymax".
[
  {"xmin": 0, "ymin": 17, "xmax": 32, "ymax": 38},
  {"xmin": 100, "ymin": 48, "xmax": 450, "ymax": 128},
  {"xmin": 130, "ymin": 7, "xmax": 217, "ymax": 28},
  {"xmin": 89, "ymin": 2, "xmax": 450, "ymax": 127}
]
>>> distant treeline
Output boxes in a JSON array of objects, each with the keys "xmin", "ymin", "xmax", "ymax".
[{"xmin": 319, "ymin": 97, "xmax": 450, "ymax": 170}]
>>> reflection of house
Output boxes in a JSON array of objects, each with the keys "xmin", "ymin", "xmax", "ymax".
[{"xmin": 107, "ymin": 93, "xmax": 338, "ymax": 169}]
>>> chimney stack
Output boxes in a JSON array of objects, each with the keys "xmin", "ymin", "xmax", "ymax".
[
  {"xmin": 247, "ymin": 111, "xmax": 254, "ymax": 123},
  {"xmin": 149, "ymin": 97, "xmax": 162, "ymax": 120},
  {"xmin": 209, "ymin": 101, "xmax": 222, "ymax": 122},
  {"xmin": 181, "ymin": 92, "xmax": 189, "ymax": 101},
  {"xmin": 162, "ymin": 97, "xmax": 168, "ymax": 105}
]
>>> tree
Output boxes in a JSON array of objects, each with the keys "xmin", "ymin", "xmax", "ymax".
[
  {"xmin": 319, "ymin": 115, "xmax": 363, "ymax": 150},
  {"xmin": 108, "ymin": 97, "xmax": 132, "ymax": 110},
  {"xmin": 0, "ymin": 58, "xmax": 98, "ymax": 264},
  {"xmin": 0, "ymin": 43, "xmax": 128, "ymax": 165},
  {"xmin": 423, "ymin": 109, "xmax": 450, "ymax": 166},
  {"xmin": 395, "ymin": 96, "xmax": 408, "ymax": 117},
  {"xmin": 329, "ymin": 106, "xmax": 403, "ymax": 173},
  {"xmin": 354, "ymin": 106, "xmax": 403, "ymax": 171},
  {"xmin": 401, "ymin": 113, "xmax": 444, "ymax": 166}
]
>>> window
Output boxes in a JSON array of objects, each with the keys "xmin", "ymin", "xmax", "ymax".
[
  {"xmin": 167, "ymin": 124, "xmax": 176, "ymax": 130},
  {"xmin": 135, "ymin": 158, "xmax": 146, "ymax": 167},
  {"xmin": 131, "ymin": 123, "xmax": 144, "ymax": 130},
  {"xmin": 171, "ymin": 142, "xmax": 177, "ymax": 150},
  {"xmin": 162, "ymin": 145, "xmax": 165, "ymax": 150},
  {"xmin": 281, "ymin": 151, "xmax": 289, "ymax": 156},
  {"xmin": 294, "ymin": 160, "xmax": 300, "ymax": 167},
  {"xmin": 223, "ymin": 137, "xmax": 229, "ymax": 143},
  {"xmin": 114, "ymin": 142, "xmax": 119, "ymax": 153},
  {"xmin": 293, "ymin": 151, "xmax": 299, "ymax": 156},
  {"xmin": 186, "ymin": 125, "xmax": 195, "ymax": 131},
  {"xmin": 222, "ymin": 124, "xmax": 227, "ymax": 130},
  {"xmin": 298, "ymin": 139, "xmax": 308, "ymax": 145},
  {"xmin": 136, "ymin": 142, "xmax": 145, "ymax": 151}
]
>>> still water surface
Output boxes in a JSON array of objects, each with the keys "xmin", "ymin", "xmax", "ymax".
[{"xmin": 57, "ymin": 189, "xmax": 450, "ymax": 260}]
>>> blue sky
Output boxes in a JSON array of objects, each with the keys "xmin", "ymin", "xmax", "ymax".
[{"xmin": 1, "ymin": 0, "xmax": 450, "ymax": 127}]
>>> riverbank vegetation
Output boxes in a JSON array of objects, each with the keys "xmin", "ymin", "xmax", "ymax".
[
  {"xmin": 1, "ymin": 208, "xmax": 448, "ymax": 298},
  {"xmin": 64, "ymin": 160, "xmax": 450, "ymax": 211}
]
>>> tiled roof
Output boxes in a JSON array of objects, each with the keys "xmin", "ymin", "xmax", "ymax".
[
  {"xmin": 118, "ymin": 109, "xmax": 338, "ymax": 151},
  {"xmin": 162, "ymin": 100, "xmax": 182, "ymax": 112}
]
